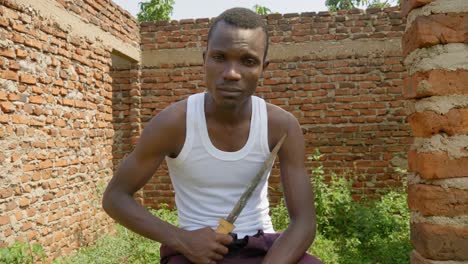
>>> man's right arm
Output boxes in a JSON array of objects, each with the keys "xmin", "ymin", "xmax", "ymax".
[
  {"xmin": 102, "ymin": 101, "xmax": 232, "ymax": 264},
  {"xmin": 102, "ymin": 101, "xmax": 186, "ymax": 247}
]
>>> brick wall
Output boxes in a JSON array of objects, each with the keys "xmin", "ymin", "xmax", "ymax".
[
  {"xmin": 54, "ymin": 0, "xmax": 139, "ymax": 50},
  {"xmin": 139, "ymin": 6, "xmax": 410, "ymax": 207},
  {"xmin": 401, "ymin": 0, "xmax": 468, "ymax": 263},
  {"xmin": 0, "ymin": 0, "xmax": 139, "ymax": 260},
  {"xmin": 110, "ymin": 62, "xmax": 139, "ymax": 172}
]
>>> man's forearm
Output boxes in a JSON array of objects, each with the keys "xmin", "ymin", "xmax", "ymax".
[
  {"xmin": 102, "ymin": 191, "xmax": 183, "ymax": 249},
  {"xmin": 262, "ymin": 221, "xmax": 316, "ymax": 264}
]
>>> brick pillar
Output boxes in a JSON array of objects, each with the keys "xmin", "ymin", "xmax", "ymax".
[
  {"xmin": 129, "ymin": 67, "xmax": 144, "ymax": 204},
  {"xmin": 401, "ymin": 0, "xmax": 468, "ymax": 263}
]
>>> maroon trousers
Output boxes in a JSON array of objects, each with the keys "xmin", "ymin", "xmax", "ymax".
[{"xmin": 160, "ymin": 231, "xmax": 323, "ymax": 264}]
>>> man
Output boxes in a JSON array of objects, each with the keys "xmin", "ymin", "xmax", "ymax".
[{"xmin": 103, "ymin": 7, "xmax": 322, "ymax": 264}]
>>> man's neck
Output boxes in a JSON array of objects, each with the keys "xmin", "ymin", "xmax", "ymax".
[{"xmin": 204, "ymin": 93, "xmax": 252, "ymax": 125}]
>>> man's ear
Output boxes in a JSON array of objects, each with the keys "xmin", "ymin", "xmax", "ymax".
[{"xmin": 262, "ymin": 60, "xmax": 269, "ymax": 71}]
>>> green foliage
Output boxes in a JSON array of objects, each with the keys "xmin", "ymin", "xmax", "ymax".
[
  {"xmin": 308, "ymin": 234, "xmax": 340, "ymax": 263},
  {"xmin": 0, "ymin": 242, "xmax": 46, "ymax": 264},
  {"xmin": 270, "ymin": 196, "xmax": 290, "ymax": 231},
  {"xmin": 326, "ymin": 0, "xmax": 398, "ymax": 11},
  {"xmin": 252, "ymin": 4, "xmax": 272, "ymax": 15},
  {"xmin": 366, "ymin": 0, "xmax": 394, "ymax": 8},
  {"xmin": 54, "ymin": 205, "xmax": 177, "ymax": 264},
  {"xmin": 274, "ymin": 149, "xmax": 412, "ymax": 263},
  {"xmin": 137, "ymin": 0, "xmax": 175, "ymax": 22},
  {"xmin": 326, "ymin": 0, "xmax": 359, "ymax": 11}
]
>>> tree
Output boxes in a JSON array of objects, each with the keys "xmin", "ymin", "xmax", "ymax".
[
  {"xmin": 137, "ymin": 0, "xmax": 175, "ymax": 22},
  {"xmin": 253, "ymin": 4, "xmax": 272, "ymax": 15},
  {"xmin": 326, "ymin": 0, "xmax": 359, "ymax": 11},
  {"xmin": 366, "ymin": 0, "xmax": 393, "ymax": 8},
  {"xmin": 326, "ymin": 0, "xmax": 398, "ymax": 11}
]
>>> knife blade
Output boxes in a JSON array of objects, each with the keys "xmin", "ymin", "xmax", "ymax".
[{"xmin": 215, "ymin": 134, "xmax": 287, "ymax": 234}]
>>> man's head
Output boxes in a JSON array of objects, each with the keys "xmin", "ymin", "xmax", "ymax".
[
  {"xmin": 203, "ymin": 8, "xmax": 270, "ymax": 109},
  {"xmin": 207, "ymin": 7, "xmax": 269, "ymax": 61}
]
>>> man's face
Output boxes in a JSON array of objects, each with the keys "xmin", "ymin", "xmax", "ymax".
[{"xmin": 203, "ymin": 21, "xmax": 268, "ymax": 109}]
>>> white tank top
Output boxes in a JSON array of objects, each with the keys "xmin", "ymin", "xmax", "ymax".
[{"xmin": 165, "ymin": 92, "xmax": 275, "ymax": 238}]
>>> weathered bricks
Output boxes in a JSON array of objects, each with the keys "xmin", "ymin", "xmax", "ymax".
[
  {"xmin": 0, "ymin": 70, "xmax": 18, "ymax": 81},
  {"xmin": 401, "ymin": 0, "xmax": 433, "ymax": 16},
  {"xmin": 408, "ymin": 150, "xmax": 468, "ymax": 179},
  {"xmin": 403, "ymin": 13, "xmax": 468, "ymax": 56},
  {"xmin": 408, "ymin": 109, "xmax": 468, "ymax": 137},
  {"xmin": 19, "ymin": 73, "xmax": 36, "ymax": 84},
  {"xmin": 411, "ymin": 223, "xmax": 468, "ymax": 260},
  {"xmin": 408, "ymin": 184, "xmax": 468, "ymax": 216},
  {"xmin": 403, "ymin": 69, "xmax": 468, "ymax": 98}
]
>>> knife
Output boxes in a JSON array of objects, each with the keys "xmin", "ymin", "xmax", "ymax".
[{"xmin": 215, "ymin": 134, "xmax": 287, "ymax": 234}]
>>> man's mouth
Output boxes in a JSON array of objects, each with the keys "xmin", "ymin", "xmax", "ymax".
[
  {"xmin": 217, "ymin": 86, "xmax": 242, "ymax": 92},
  {"xmin": 217, "ymin": 87, "xmax": 242, "ymax": 96}
]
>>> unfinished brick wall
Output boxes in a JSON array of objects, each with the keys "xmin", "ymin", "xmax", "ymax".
[
  {"xmin": 110, "ymin": 61, "xmax": 140, "ymax": 173},
  {"xmin": 401, "ymin": 0, "xmax": 468, "ymax": 263},
  {"xmin": 55, "ymin": 0, "xmax": 139, "ymax": 48},
  {"xmin": 139, "ymin": 7, "xmax": 410, "ymax": 207},
  {"xmin": 0, "ymin": 0, "xmax": 139, "ymax": 260}
]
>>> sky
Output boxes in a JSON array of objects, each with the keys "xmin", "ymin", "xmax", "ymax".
[{"xmin": 112, "ymin": 0, "xmax": 329, "ymax": 20}]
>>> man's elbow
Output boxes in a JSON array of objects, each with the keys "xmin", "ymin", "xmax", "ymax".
[
  {"xmin": 294, "ymin": 214, "xmax": 316, "ymax": 242},
  {"xmin": 101, "ymin": 185, "xmax": 116, "ymax": 216}
]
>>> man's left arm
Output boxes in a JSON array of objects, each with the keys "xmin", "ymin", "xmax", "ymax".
[{"xmin": 263, "ymin": 113, "xmax": 316, "ymax": 264}]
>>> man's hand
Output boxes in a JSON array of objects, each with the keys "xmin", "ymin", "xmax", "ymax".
[{"xmin": 176, "ymin": 227, "xmax": 233, "ymax": 264}]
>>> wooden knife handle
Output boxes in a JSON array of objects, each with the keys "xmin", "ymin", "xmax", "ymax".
[{"xmin": 215, "ymin": 218, "xmax": 235, "ymax": 234}]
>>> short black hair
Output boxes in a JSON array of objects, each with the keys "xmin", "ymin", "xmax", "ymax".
[{"xmin": 207, "ymin": 7, "xmax": 269, "ymax": 61}]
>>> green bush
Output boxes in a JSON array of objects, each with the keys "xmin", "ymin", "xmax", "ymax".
[
  {"xmin": 0, "ymin": 241, "xmax": 46, "ymax": 264},
  {"xmin": 270, "ymin": 174, "xmax": 410, "ymax": 264},
  {"xmin": 54, "ymin": 205, "xmax": 177, "ymax": 264},
  {"xmin": 308, "ymin": 150, "xmax": 411, "ymax": 263}
]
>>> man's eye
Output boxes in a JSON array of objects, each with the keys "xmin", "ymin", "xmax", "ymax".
[
  {"xmin": 243, "ymin": 58, "xmax": 257, "ymax": 66},
  {"xmin": 212, "ymin": 54, "xmax": 224, "ymax": 61}
]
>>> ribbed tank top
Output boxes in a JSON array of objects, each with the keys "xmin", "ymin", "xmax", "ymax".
[{"xmin": 165, "ymin": 92, "xmax": 275, "ymax": 238}]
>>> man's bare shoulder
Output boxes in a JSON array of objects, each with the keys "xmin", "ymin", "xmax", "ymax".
[
  {"xmin": 266, "ymin": 102, "xmax": 296, "ymax": 127},
  {"xmin": 136, "ymin": 99, "xmax": 187, "ymax": 158},
  {"xmin": 266, "ymin": 102, "xmax": 300, "ymax": 147},
  {"xmin": 151, "ymin": 99, "xmax": 188, "ymax": 127}
]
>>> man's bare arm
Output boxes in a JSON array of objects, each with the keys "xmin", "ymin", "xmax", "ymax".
[
  {"xmin": 102, "ymin": 103, "xmax": 186, "ymax": 248},
  {"xmin": 102, "ymin": 102, "xmax": 232, "ymax": 264},
  {"xmin": 263, "ymin": 111, "xmax": 316, "ymax": 264}
]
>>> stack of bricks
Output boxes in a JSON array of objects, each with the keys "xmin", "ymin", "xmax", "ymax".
[{"xmin": 402, "ymin": 0, "xmax": 468, "ymax": 262}]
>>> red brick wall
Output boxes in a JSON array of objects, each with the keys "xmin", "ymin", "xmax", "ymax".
[
  {"xmin": 0, "ymin": 0, "xmax": 139, "ymax": 260},
  {"xmin": 110, "ymin": 66, "xmax": 140, "ymax": 171},
  {"xmin": 54, "ymin": 0, "xmax": 139, "ymax": 49},
  {"xmin": 139, "ymin": 6, "xmax": 410, "ymax": 207}
]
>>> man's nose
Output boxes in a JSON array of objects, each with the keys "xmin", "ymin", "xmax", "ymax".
[{"xmin": 222, "ymin": 62, "xmax": 241, "ymax": 80}]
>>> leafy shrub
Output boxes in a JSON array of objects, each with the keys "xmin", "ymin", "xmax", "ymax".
[
  {"xmin": 272, "ymin": 149, "xmax": 412, "ymax": 263},
  {"xmin": 0, "ymin": 242, "xmax": 46, "ymax": 264},
  {"xmin": 270, "ymin": 197, "xmax": 290, "ymax": 231},
  {"xmin": 55, "ymin": 205, "xmax": 177, "ymax": 264}
]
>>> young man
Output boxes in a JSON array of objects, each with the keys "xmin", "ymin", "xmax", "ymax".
[{"xmin": 103, "ymin": 7, "xmax": 322, "ymax": 264}]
